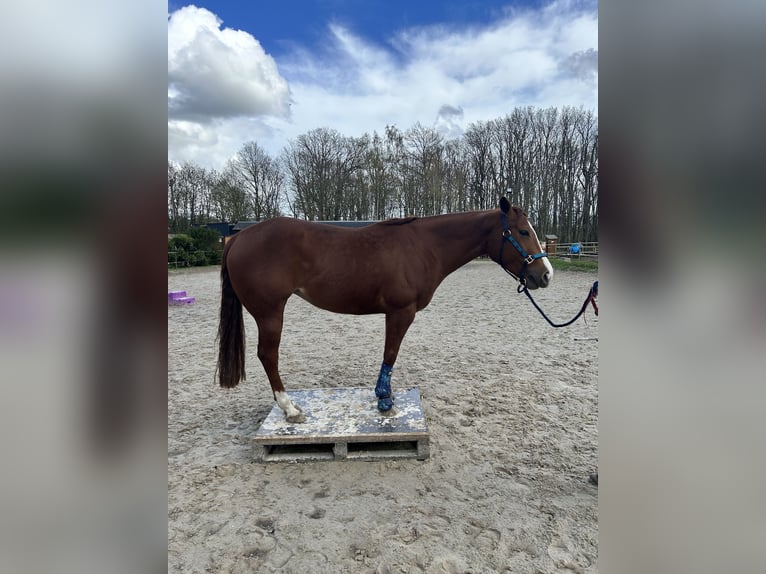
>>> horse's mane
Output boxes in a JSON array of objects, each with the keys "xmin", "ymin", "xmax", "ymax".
[{"xmin": 380, "ymin": 216, "xmax": 418, "ymax": 226}]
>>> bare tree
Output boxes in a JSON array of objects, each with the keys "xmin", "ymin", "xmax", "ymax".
[
  {"xmin": 167, "ymin": 161, "xmax": 211, "ymax": 232},
  {"xmin": 529, "ymin": 107, "xmax": 560, "ymax": 236},
  {"xmin": 575, "ymin": 109, "xmax": 598, "ymax": 242},
  {"xmin": 283, "ymin": 128, "xmax": 367, "ymax": 220},
  {"xmin": 229, "ymin": 141, "xmax": 283, "ymax": 220},
  {"xmin": 384, "ymin": 125, "xmax": 407, "ymax": 217},
  {"xmin": 210, "ymin": 166, "xmax": 252, "ymax": 222},
  {"xmin": 403, "ymin": 123, "xmax": 445, "ymax": 216},
  {"xmin": 464, "ymin": 121, "xmax": 494, "ymax": 210},
  {"xmin": 363, "ymin": 131, "xmax": 394, "ymax": 220},
  {"xmin": 441, "ymin": 138, "xmax": 468, "ymax": 214},
  {"xmin": 168, "ymin": 161, "xmax": 181, "ymax": 232},
  {"xmin": 168, "ymin": 106, "xmax": 597, "ymax": 241}
]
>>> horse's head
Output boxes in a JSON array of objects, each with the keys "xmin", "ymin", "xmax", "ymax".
[{"xmin": 495, "ymin": 197, "xmax": 553, "ymax": 290}]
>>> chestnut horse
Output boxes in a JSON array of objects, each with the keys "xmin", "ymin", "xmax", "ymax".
[{"xmin": 217, "ymin": 197, "xmax": 552, "ymax": 422}]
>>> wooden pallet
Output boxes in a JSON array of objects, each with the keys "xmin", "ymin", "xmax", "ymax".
[{"xmin": 253, "ymin": 387, "xmax": 430, "ymax": 463}]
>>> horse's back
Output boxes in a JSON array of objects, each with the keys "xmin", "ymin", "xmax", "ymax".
[
  {"xmin": 230, "ymin": 218, "xmax": 405, "ymax": 264},
  {"xmin": 225, "ymin": 218, "xmax": 365, "ymax": 296}
]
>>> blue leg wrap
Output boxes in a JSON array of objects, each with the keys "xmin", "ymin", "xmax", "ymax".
[{"xmin": 375, "ymin": 363, "xmax": 394, "ymax": 411}]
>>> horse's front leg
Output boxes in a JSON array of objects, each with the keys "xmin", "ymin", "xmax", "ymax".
[
  {"xmin": 377, "ymin": 306, "xmax": 416, "ymax": 412},
  {"xmin": 255, "ymin": 306, "xmax": 305, "ymax": 423}
]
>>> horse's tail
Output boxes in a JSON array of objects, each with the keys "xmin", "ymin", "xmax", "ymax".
[{"xmin": 217, "ymin": 239, "xmax": 245, "ymax": 388}]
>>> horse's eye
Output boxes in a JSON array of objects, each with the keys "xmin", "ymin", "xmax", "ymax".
[{"xmin": 519, "ymin": 230, "xmax": 530, "ymax": 236}]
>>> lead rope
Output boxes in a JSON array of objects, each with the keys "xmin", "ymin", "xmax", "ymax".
[{"xmin": 519, "ymin": 280, "xmax": 598, "ymax": 328}]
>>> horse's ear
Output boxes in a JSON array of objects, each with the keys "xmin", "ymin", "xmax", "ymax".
[{"xmin": 499, "ymin": 197, "xmax": 510, "ymax": 214}]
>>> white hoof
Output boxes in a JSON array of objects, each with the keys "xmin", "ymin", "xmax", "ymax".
[
  {"xmin": 286, "ymin": 411, "xmax": 306, "ymax": 424},
  {"xmin": 275, "ymin": 391, "xmax": 305, "ymax": 423}
]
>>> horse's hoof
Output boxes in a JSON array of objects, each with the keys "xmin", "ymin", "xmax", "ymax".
[
  {"xmin": 377, "ymin": 397, "xmax": 394, "ymax": 412},
  {"xmin": 286, "ymin": 412, "xmax": 306, "ymax": 424}
]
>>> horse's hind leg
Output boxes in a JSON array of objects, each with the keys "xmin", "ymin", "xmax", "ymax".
[
  {"xmin": 254, "ymin": 303, "xmax": 305, "ymax": 423},
  {"xmin": 376, "ymin": 306, "xmax": 416, "ymax": 412}
]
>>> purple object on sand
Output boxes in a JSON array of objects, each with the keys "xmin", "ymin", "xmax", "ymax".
[{"xmin": 168, "ymin": 290, "xmax": 195, "ymax": 305}]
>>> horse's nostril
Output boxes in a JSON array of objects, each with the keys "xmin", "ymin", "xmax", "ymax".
[{"xmin": 541, "ymin": 272, "xmax": 550, "ymax": 287}]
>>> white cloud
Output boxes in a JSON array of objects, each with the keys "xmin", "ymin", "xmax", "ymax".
[
  {"xmin": 168, "ymin": 2, "xmax": 597, "ymax": 169},
  {"xmin": 434, "ymin": 105, "xmax": 465, "ymax": 139},
  {"xmin": 168, "ymin": 116, "xmax": 285, "ymax": 169},
  {"xmin": 168, "ymin": 5, "xmax": 291, "ymax": 121}
]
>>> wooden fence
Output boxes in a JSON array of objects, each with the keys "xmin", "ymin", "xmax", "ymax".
[
  {"xmin": 168, "ymin": 250, "xmax": 221, "ymax": 268},
  {"xmin": 549, "ymin": 242, "xmax": 598, "ymax": 259}
]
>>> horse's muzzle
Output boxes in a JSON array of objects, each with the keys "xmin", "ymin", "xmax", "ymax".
[{"xmin": 526, "ymin": 269, "xmax": 551, "ymax": 290}]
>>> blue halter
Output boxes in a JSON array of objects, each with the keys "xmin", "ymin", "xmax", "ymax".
[{"xmin": 498, "ymin": 211, "xmax": 548, "ymax": 289}]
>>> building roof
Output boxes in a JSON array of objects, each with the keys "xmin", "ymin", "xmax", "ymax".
[{"xmin": 201, "ymin": 222, "xmax": 235, "ymax": 236}]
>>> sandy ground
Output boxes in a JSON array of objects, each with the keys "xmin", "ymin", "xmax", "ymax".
[{"xmin": 168, "ymin": 260, "xmax": 598, "ymax": 573}]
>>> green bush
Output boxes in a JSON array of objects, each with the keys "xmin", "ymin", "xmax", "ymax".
[
  {"xmin": 189, "ymin": 226, "xmax": 221, "ymax": 252},
  {"xmin": 168, "ymin": 234, "xmax": 193, "ymax": 266},
  {"xmin": 168, "ymin": 228, "xmax": 223, "ymax": 267},
  {"xmin": 207, "ymin": 249, "xmax": 222, "ymax": 265}
]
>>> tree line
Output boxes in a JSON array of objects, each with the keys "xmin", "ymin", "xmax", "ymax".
[{"xmin": 168, "ymin": 105, "xmax": 597, "ymax": 242}]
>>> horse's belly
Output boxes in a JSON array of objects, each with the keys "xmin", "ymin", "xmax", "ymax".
[{"xmin": 293, "ymin": 286, "xmax": 383, "ymax": 315}]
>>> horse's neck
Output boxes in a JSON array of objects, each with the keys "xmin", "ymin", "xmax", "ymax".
[{"xmin": 421, "ymin": 210, "xmax": 497, "ymax": 278}]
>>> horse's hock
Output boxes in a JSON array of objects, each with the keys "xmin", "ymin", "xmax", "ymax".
[{"xmin": 252, "ymin": 387, "xmax": 430, "ymax": 463}]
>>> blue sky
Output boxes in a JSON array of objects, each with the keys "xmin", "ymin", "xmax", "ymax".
[{"xmin": 168, "ymin": 0, "xmax": 597, "ymax": 169}]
